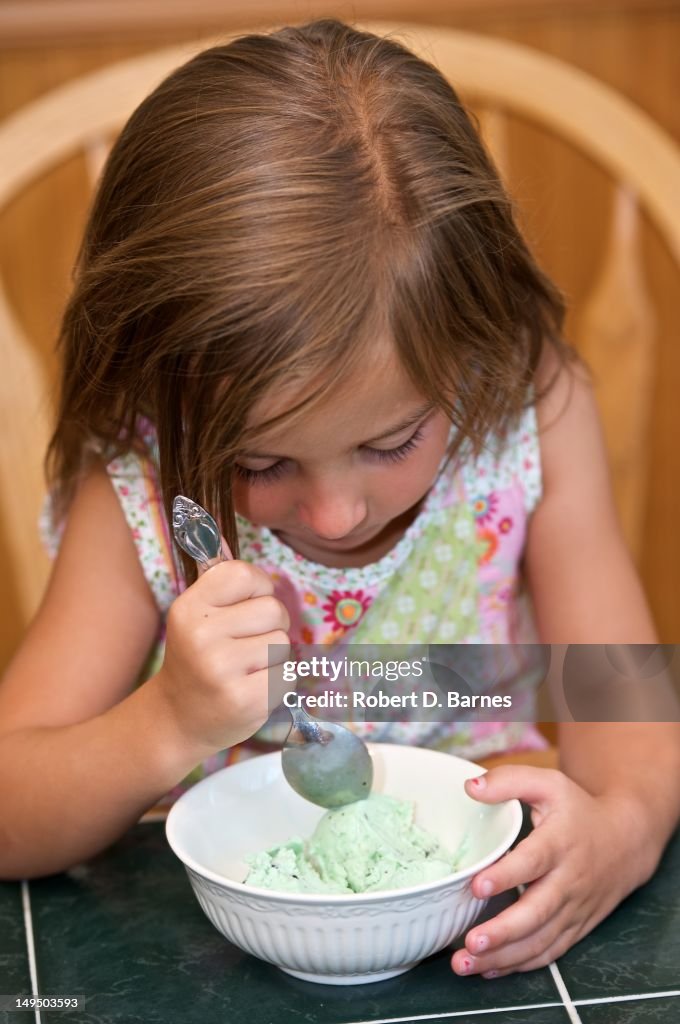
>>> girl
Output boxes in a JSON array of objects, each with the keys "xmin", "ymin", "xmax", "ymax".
[{"xmin": 1, "ymin": 20, "xmax": 678, "ymax": 982}]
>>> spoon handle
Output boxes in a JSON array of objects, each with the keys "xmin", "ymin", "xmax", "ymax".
[
  {"xmin": 289, "ymin": 706, "xmax": 328, "ymax": 743},
  {"xmin": 172, "ymin": 495, "xmax": 231, "ymax": 568}
]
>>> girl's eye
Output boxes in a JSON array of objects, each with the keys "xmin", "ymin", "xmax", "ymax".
[
  {"xmin": 362, "ymin": 426, "xmax": 425, "ymax": 464},
  {"xmin": 233, "ymin": 460, "xmax": 288, "ymax": 486},
  {"xmin": 233, "ymin": 426, "xmax": 425, "ymax": 485}
]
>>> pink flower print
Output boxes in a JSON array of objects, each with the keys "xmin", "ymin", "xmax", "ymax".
[
  {"xmin": 323, "ymin": 628, "xmax": 345, "ymax": 646},
  {"xmin": 488, "ymin": 583, "xmax": 513, "ymax": 611},
  {"xmin": 131, "ymin": 527, "xmax": 142, "ymax": 541},
  {"xmin": 473, "ymin": 492, "xmax": 498, "ymax": 525},
  {"xmin": 119, "ymin": 485, "xmax": 130, "ymax": 497},
  {"xmin": 478, "ymin": 527, "xmax": 498, "ymax": 565},
  {"xmin": 498, "ymin": 516, "xmax": 513, "ymax": 534},
  {"xmin": 322, "ymin": 589, "xmax": 372, "ymax": 631}
]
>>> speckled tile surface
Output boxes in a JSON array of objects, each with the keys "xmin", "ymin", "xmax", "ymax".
[
  {"xmin": 0, "ymin": 881, "xmax": 31, "ymax": 1023},
  {"xmin": 26, "ymin": 823, "xmax": 560, "ymax": 1024},
  {"xmin": 577, "ymin": 996, "xmax": 680, "ymax": 1023},
  {"xmin": 555, "ymin": 827, "xmax": 680, "ymax": 1001},
  {"xmin": 4, "ymin": 819, "xmax": 679, "ymax": 1024},
  {"xmin": 346, "ymin": 1009, "xmax": 573, "ymax": 1024}
]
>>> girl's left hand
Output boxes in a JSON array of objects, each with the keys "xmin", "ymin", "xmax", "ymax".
[{"xmin": 451, "ymin": 766, "xmax": 652, "ymax": 979}]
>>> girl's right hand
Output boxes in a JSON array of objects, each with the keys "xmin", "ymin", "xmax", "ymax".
[{"xmin": 155, "ymin": 560, "xmax": 291, "ymax": 754}]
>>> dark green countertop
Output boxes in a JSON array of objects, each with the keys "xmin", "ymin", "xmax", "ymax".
[{"xmin": 1, "ymin": 819, "xmax": 679, "ymax": 1024}]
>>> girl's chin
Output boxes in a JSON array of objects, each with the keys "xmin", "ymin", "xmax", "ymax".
[
  {"xmin": 274, "ymin": 519, "xmax": 418, "ymax": 568},
  {"xmin": 274, "ymin": 526, "xmax": 379, "ymax": 554}
]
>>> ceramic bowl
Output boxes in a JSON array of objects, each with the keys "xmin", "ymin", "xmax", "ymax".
[{"xmin": 166, "ymin": 743, "xmax": 521, "ymax": 985}]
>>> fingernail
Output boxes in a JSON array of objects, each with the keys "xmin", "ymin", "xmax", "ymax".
[
  {"xmin": 479, "ymin": 879, "xmax": 494, "ymax": 898},
  {"xmin": 473, "ymin": 934, "xmax": 489, "ymax": 953},
  {"xmin": 459, "ymin": 956, "xmax": 475, "ymax": 974},
  {"xmin": 483, "ymin": 969, "xmax": 499, "ymax": 979},
  {"xmin": 468, "ymin": 774, "xmax": 486, "ymax": 790}
]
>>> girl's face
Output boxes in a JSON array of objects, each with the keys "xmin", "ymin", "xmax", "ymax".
[{"xmin": 232, "ymin": 345, "xmax": 452, "ymax": 567}]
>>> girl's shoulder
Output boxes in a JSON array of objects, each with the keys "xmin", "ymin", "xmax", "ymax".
[
  {"xmin": 40, "ymin": 415, "xmax": 180, "ymax": 614},
  {"xmin": 456, "ymin": 396, "xmax": 542, "ymax": 518},
  {"xmin": 531, "ymin": 347, "xmax": 594, "ymax": 493},
  {"xmin": 105, "ymin": 420, "xmax": 180, "ymax": 611},
  {"xmin": 522, "ymin": 346, "xmax": 657, "ymax": 641}
]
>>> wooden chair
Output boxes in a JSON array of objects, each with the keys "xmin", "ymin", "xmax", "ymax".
[{"xmin": 1, "ymin": 23, "xmax": 680, "ymax": 637}]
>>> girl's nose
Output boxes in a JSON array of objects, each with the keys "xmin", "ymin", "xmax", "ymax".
[{"xmin": 297, "ymin": 484, "xmax": 367, "ymax": 541}]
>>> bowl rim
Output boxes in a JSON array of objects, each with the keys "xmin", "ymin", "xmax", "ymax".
[{"xmin": 165, "ymin": 746, "xmax": 524, "ymax": 903}]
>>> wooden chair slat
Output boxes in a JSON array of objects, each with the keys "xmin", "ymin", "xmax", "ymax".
[
  {"xmin": 84, "ymin": 134, "xmax": 113, "ymax": 188},
  {"xmin": 576, "ymin": 185, "xmax": 656, "ymax": 558},
  {"xmin": 0, "ymin": 280, "xmax": 52, "ymax": 618},
  {"xmin": 476, "ymin": 106, "xmax": 510, "ymax": 181}
]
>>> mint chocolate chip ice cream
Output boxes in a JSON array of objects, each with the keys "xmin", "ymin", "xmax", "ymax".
[{"xmin": 244, "ymin": 794, "xmax": 459, "ymax": 894}]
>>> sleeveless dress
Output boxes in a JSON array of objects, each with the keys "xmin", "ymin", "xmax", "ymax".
[{"xmin": 40, "ymin": 406, "xmax": 548, "ymax": 805}]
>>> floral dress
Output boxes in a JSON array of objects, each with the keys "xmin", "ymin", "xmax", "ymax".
[{"xmin": 40, "ymin": 406, "xmax": 547, "ymax": 804}]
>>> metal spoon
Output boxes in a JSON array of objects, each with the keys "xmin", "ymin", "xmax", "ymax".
[{"xmin": 171, "ymin": 495, "xmax": 373, "ymax": 808}]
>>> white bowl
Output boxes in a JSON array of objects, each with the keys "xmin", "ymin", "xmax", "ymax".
[{"xmin": 166, "ymin": 743, "xmax": 522, "ymax": 985}]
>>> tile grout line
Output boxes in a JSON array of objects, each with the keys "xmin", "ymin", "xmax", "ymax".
[
  {"xmin": 547, "ymin": 961, "xmax": 583, "ymax": 1024},
  {"xmin": 340, "ymin": 990, "xmax": 680, "ymax": 1024},
  {"xmin": 20, "ymin": 881, "xmax": 42, "ymax": 1024},
  {"xmin": 512, "ymin": 883, "xmax": 582, "ymax": 1024},
  {"xmin": 573, "ymin": 989, "xmax": 680, "ymax": 1006},
  {"xmin": 342, "ymin": 1001, "xmax": 565, "ymax": 1024}
]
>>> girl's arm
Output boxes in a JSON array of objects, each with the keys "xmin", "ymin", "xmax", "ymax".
[
  {"xmin": 0, "ymin": 467, "xmax": 289, "ymax": 879},
  {"xmin": 451, "ymin": 349, "xmax": 680, "ymax": 978},
  {"xmin": 0, "ymin": 468, "xmax": 200, "ymax": 878},
  {"xmin": 525, "ymin": 349, "xmax": 680, "ymax": 855}
]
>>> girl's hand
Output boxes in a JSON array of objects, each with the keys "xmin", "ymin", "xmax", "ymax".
[
  {"xmin": 156, "ymin": 560, "xmax": 291, "ymax": 755},
  {"xmin": 451, "ymin": 766, "xmax": 651, "ymax": 979}
]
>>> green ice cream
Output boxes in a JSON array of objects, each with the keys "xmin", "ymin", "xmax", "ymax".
[{"xmin": 244, "ymin": 794, "xmax": 459, "ymax": 894}]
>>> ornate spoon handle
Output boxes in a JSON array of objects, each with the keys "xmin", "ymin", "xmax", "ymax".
[{"xmin": 172, "ymin": 495, "xmax": 228, "ymax": 568}]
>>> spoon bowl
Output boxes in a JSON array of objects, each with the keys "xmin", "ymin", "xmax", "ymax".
[
  {"xmin": 282, "ymin": 706, "xmax": 373, "ymax": 808},
  {"xmin": 172, "ymin": 496, "xmax": 373, "ymax": 808}
]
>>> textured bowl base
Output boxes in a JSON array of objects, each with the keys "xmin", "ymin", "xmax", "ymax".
[{"xmin": 279, "ymin": 961, "xmax": 422, "ymax": 986}]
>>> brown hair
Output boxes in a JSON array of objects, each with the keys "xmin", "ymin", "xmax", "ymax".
[{"xmin": 47, "ymin": 18, "xmax": 572, "ymax": 584}]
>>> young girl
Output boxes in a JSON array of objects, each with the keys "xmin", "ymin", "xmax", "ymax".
[{"xmin": 1, "ymin": 19, "xmax": 678, "ymax": 981}]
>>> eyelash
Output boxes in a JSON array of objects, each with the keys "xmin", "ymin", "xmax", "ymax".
[{"xmin": 233, "ymin": 426, "xmax": 425, "ymax": 486}]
